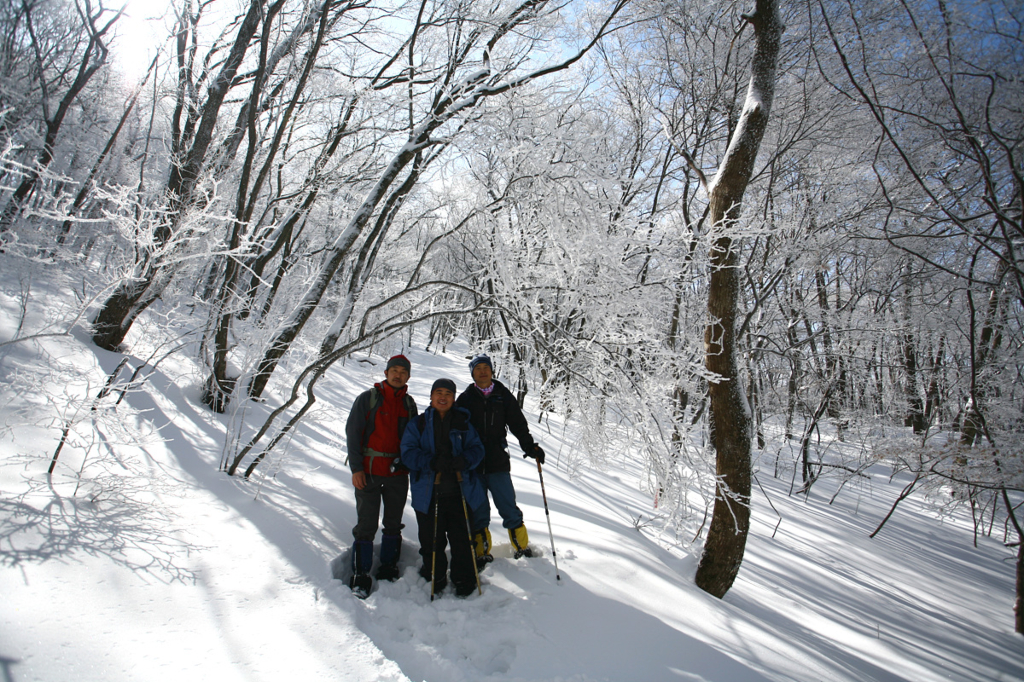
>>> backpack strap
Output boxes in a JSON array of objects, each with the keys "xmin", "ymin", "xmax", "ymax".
[
  {"xmin": 363, "ymin": 387, "xmax": 381, "ymax": 426},
  {"xmin": 368, "ymin": 387, "xmax": 414, "ymax": 420}
]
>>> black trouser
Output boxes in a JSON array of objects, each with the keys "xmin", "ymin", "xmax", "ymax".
[
  {"xmin": 352, "ymin": 474, "xmax": 408, "ymax": 541},
  {"xmin": 416, "ymin": 492, "xmax": 474, "ymax": 588}
]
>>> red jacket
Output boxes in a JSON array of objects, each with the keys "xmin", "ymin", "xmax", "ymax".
[{"xmin": 345, "ymin": 382, "xmax": 417, "ymax": 477}]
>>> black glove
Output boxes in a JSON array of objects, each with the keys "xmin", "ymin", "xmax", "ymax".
[
  {"xmin": 451, "ymin": 456, "xmax": 468, "ymax": 471},
  {"xmin": 389, "ymin": 458, "xmax": 409, "ymax": 474},
  {"xmin": 524, "ymin": 443, "xmax": 545, "ymax": 465},
  {"xmin": 431, "ymin": 457, "xmax": 456, "ymax": 473}
]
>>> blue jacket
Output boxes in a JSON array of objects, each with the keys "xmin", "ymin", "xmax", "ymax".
[{"xmin": 400, "ymin": 406, "xmax": 486, "ymax": 514}]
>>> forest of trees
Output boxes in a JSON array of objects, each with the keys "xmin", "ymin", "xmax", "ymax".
[{"xmin": 1, "ymin": 0, "xmax": 1021, "ymax": 626}]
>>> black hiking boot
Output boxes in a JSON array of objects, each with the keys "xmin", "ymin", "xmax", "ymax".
[
  {"xmin": 420, "ymin": 567, "xmax": 447, "ymax": 594},
  {"xmin": 350, "ymin": 573, "xmax": 373, "ymax": 599},
  {"xmin": 376, "ymin": 563, "xmax": 400, "ymax": 582},
  {"xmin": 454, "ymin": 581, "xmax": 476, "ymax": 598}
]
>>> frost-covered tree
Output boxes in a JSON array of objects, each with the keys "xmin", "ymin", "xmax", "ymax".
[
  {"xmin": 0, "ymin": 0, "xmax": 122, "ymax": 241},
  {"xmin": 678, "ymin": 0, "xmax": 785, "ymax": 599},
  {"xmin": 90, "ymin": 0, "xmax": 284, "ymax": 351},
  {"xmin": 241, "ymin": 0, "xmax": 631, "ymax": 404}
]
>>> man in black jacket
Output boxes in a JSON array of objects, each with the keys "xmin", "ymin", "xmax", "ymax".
[{"xmin": 455, "ymin": 354, "xmax": 545, "ymax": 564}]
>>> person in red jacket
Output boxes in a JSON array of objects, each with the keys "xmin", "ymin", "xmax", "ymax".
[{"xmin": 345, "ymin": 355, "xmax": 417, "ymax": 598}]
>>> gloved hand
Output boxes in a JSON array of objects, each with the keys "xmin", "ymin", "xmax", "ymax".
[
  {"xmin": 390, "ymin": 458, "xmax": 409, "ymax": 474},
  {"xmin": 524, "ymin": 443, "xmax": 545, "ymax": 465},
  {"xmin": 451, "ymin": 456, "xmax": 468, "ymax": 471},
  {"xmin": 431, "ymin": 457, "xmax": 456, "ymax": 473}
]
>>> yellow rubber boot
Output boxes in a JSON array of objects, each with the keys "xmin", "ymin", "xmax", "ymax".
[
  {"xmin": 509, "ymin": 524, "xmax": 533, "ymax": 559},
  {"xmin": 473, "ymin": 528, "xmax": 493, "ymax": 568}
]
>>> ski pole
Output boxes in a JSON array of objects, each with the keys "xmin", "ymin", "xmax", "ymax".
[
  {"xmin": 535, "ymin": 460, "xmax": 561, "ymax": 582},
  {"xmin": 430, "ymin": 472, "xmax": 441, "ymax": 601},
  {"xmin": 456, "ymin": 471, "xmax": 482, "ymax": 595}
]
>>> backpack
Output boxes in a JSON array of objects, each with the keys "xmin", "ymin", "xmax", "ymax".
[{"xmin": 366, "ymin": 386, "xmax": 415, "ymax": 422}]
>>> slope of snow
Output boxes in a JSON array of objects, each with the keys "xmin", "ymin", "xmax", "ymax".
[{"xmin": 1, "ymin": 281, "xmax": 1022, "ymax": 681}]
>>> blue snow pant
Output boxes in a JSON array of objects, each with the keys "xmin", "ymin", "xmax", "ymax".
[{"xmin": 470, "ymin": 471, "xmax": 524, "ymax": 532}]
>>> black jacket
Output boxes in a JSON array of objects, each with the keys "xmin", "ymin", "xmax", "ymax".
[{"xmin": 455, "ymin": 379, "xmax": 535, "ymax": 474}]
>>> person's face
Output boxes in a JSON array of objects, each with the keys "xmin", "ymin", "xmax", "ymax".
[
  {"xmin": 472, "ymin": 363, "xmax": 492, "ymax": 388},
  {"xmin": 385, "ymin": 365, "xmax": 409, "ymax": 389},
  {"xmin": 431, "ymin": 388, "xmax": 455, "ymax": 415}
]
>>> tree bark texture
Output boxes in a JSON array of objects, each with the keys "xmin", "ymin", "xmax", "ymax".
[{"xmin": 693, "ymin": 0, "xmax": 783, "ymax": 599}]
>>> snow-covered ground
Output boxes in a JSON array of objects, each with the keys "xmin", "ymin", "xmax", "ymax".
[{"xmin": 2, "ymin": 290, "xmax": 1022, "ymax": 681}]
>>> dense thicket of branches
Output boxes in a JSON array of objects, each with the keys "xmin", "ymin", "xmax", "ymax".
[{"xmin": 1, "ymin": 0, "xmax": 1021, "ymax": 623}]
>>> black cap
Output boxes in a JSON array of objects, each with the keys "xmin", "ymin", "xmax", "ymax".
[
  {"xmin": 430, "ymin": 378, "xmax": 457, "ymax": 394},
  {"xmin": 386, "ymin": 354, "xmax": 411, "ymax": 374}
]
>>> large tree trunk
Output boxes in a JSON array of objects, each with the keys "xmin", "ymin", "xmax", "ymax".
[
  {"xmin": 693, "ymin": 0, "xmax": 783, "ymax": 599},
  {"xmin": 899, "ymin": 262, "xmax": 926, "ymax": 433}
]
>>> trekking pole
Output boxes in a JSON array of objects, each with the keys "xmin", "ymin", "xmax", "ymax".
[
  {"xmin": 535, "ymin": 460, "xmax": 561, "ymax": 582},
  {"xmin": 430, "ymin": 472, "xmax": 441, "ymax": 602},
  {"xmin": 456, "ymin": 471, "xmax": 482, "ymax": 595}
]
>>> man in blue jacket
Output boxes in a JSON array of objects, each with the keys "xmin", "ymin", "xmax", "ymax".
[
  {"xmin": 456, "ymin": 354, "xmax": 545, "ymax": 565},
  {"xmin": 401, "ymin": 378, "xmax": 486, "ymax": 597}
]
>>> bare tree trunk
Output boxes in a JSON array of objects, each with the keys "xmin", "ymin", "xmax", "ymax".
[
  {"xmin": 1006, "ymin": 487, "xmax": 1024, "ymax": 635},
  {"xmin": 91, "ymin": 0, "xmax": 266, "ymax": 351},
  {"xmin": 924, "ymin": 335, "xmax": 944, "ymax": 427},
  {"xmin": 784, "ymin": 300, "xmax": 801, "ymax": 441},
  {"xmin": 693, "ymin": 0, "xmax": 783, "ymax": 599},
  {"xmin": 899, "ymin": 262, "xmax": 926, "ymax": 433},
  {"xmin": 1015, "ymin": 535, "xmax": 1024, "ymax": 635},
  {"xmin": 204, "ymin": 0, "xmax": 303, "ymax": 412},
  {"xmin": 960, "ymin": 254, "xmax": 1008, "ymax": 446}
]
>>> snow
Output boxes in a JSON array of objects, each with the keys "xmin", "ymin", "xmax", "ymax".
[{"xmin": 2, "ymin": 295, "xmax": 1023, "ymax": 681}]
